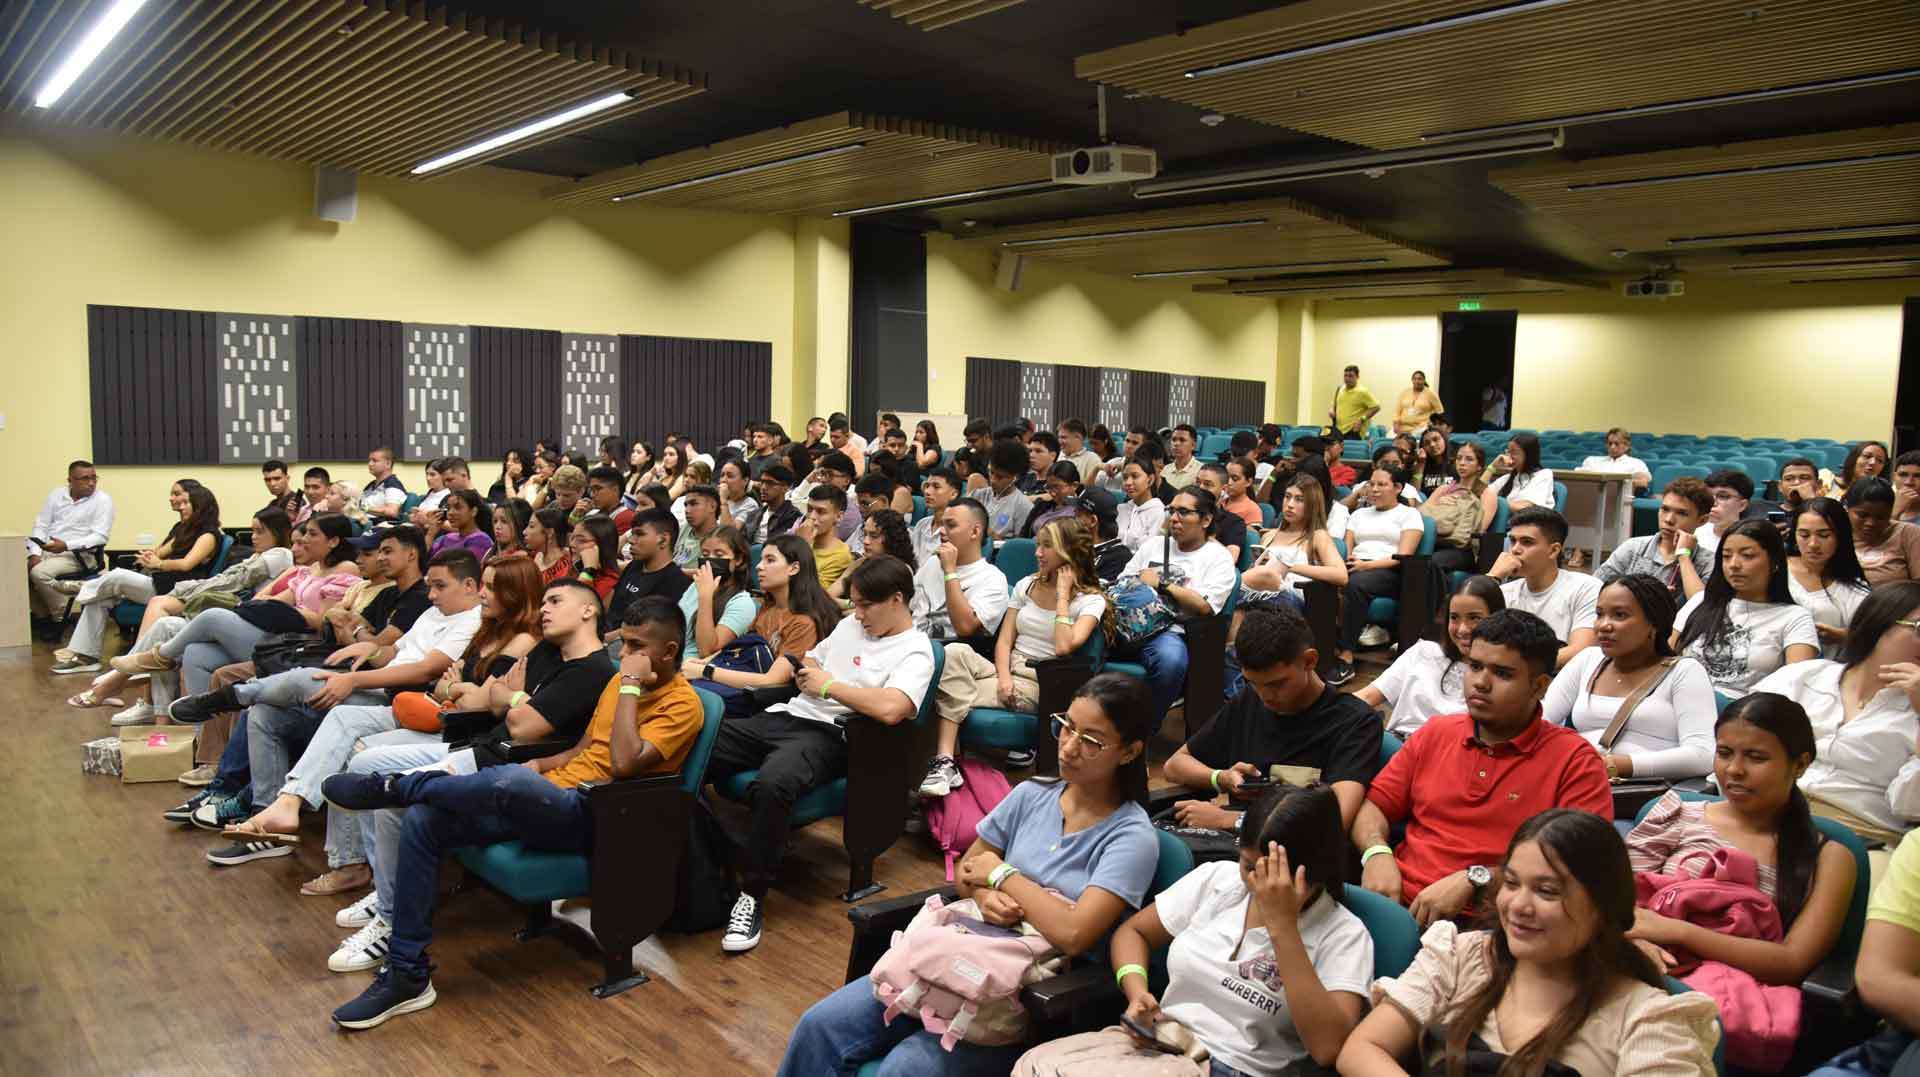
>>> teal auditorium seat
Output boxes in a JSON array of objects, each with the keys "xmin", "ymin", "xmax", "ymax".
[
  {"xmin": 911, "ymin": 495, "xmax": 927, "ymax": 523},
  {"xmin": 958, "ymin": 629, "xmax": 1103, "ymax": 769},
  {"xmin": 1362, "ymin": 516, "xmax": 1438, "ymax": 652},
  {"xmin": 451, "ymin": 686, "xmax": 725, "ymax": 997},
  {"xmin": 714, "ymin": 643, "xmax": 947, "ymax": 902},
  {"xmin": 991, "ymin": 537, "xmax": 1038, "ymax": 585}
]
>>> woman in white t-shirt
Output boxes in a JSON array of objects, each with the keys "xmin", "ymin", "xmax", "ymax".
[
  {"xmin": 1673, "ymin": 519, "xmax": 1820, "ymax": 696},
  {"xmin": 921, "ymin": 518, "xmax": 1109, "ymax": 797},
  {"xmin": 1546, "ymin": 573, "xmax": 1718, "ymax": 782},
  {"xmin": 1787, "ymin": 497, "xmax": 1872, "ymax": 659},
  {"xmin": 1116, "ymin": 455, "xmax": 1168, "ymax": 552},
  {"xmin": 1359, "ymin": 575, "xmax": 1504, "ymax": 737},
  {"xmin": 1488, "ymin": 432, "xmax": 1555, "ymax": 510},
  {"xmin": 1335, "ymin": 465, "xmax": 1426, "ymax": 685},
  {"xmin": 1014, "ymin": 785, "xmax": 1372, "ymax": 1076}
]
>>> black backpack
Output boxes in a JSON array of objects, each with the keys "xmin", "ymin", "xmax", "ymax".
[{"xmin": 666, "ymin": 793, "xmax": 737, "ymax": 934}]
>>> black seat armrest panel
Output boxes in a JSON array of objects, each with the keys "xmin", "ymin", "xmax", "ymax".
[
  {"xmin": 1021, "ymin": 964, "xmax": 1121, "ymax": 1025},
  {"xmin": 1801, "ymin": 950, "xmax": 1860, "ymax": 1008}
]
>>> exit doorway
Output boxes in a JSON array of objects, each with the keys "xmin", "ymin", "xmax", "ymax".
[{"xmin": 1438, "ymin": 311, "xmax": 1517, "ymax": 433}]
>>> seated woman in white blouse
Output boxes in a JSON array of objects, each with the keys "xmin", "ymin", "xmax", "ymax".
[
  {"xmin": 1546, "ymin": 573, "xmax": 1718, "ymax": 784},
  {"xmin": 1787, "ymin": 497, "xmax": 1872, "ymax": 659},
  {"xmin": 1752, "ymin": 581, "xmax": 1920, "ymax": 844},
  {"xmin": 1486, "ymin": 433, "xmax": 1555, "ymax": 510},
  {"xmin": 1357, "ymin": 575, "xmax": 1504, "ymax": 738},
  {"xmin": 1333, "ymin": 465, "xmax": 1426, "ymax": 686},
  {"xmin": 1338, "ymin": 808, "xmax": 1720, "ymax": 1075},
  {"xmin": 1242, "ymin": 474, "xmax": 1348, "ymax": 610},
  {"xmin": 1673, "ymin": 519, "xmax": 1820, "ymax": 697}
]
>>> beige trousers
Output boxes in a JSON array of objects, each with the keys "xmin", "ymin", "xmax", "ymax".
[{"xmin": 935, "ymin": 642, "xmax": 1041, "ymax": 726}]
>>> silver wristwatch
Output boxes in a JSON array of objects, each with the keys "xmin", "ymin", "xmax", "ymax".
[{"xmin": 1465, "ymin": 864, "xmax": 1493, "ymax": 891}]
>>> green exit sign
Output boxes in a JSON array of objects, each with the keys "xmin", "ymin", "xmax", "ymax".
[{"xmin": 1457, "ymin": 299, "xmax": 1483, "ymax": 311}]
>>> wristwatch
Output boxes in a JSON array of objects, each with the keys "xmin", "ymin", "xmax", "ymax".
[{"xmin": 1465, "ymin": 864, "xmax": 1493, "ymax": 893}]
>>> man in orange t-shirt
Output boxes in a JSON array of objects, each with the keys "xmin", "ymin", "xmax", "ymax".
[{"xmin": 321, "ymin": 596, "xmax": 705, "ymax": 1030}]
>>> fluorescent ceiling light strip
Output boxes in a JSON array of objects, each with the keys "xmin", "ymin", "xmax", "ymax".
[
  {"xmin": 1729, "ymin": 258, "xmax": 1920, "ymax": 274},
  {"xmin": 1133, "ymin": 130, "xmax": 1560, "ymax": 199},
  {"xmin": 831, "ymin": 180, "xmax": 1058, "ymax": 217},
  {"xmin": 413, "ymin": 92, "xmax": 634, "ymax": 175},
  {"xmin": 1568, "ymin": 149, "xmax": 1920, "ymax": 192},
  {"xmin": 1791, "ymin": 273, "xmax": 1920, "ymax": 285},
  {"xmin": 33, "ymin": 0, "xmax": 149, "ymax": 108},
  {"xmin": 1420, "ymin": 68, "xmax": 1920, "ymax": 142},
  {"xmin": 1002, "ymin": 218, "xmax": 1268, "ymax": 248},
  {"xmin": 611, "ymin": 143, "xmax": 867, "ymax": 201},
  {"xmin": 1134, "ymin": 258, "xmax": 1389, "ymax": 279},
  {"xmin": 1665, "ymin": 222, "xmax": 1920, "ymax": 248},
  {"xmin": 1230, "ymin": 278, "xmax": 1456, "ymax": 295},
  {"xmin": 1184, "ymin": 0, "xmax": 1577, "ymax": 79}
]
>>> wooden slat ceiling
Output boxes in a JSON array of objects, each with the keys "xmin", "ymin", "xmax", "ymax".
[
  {"xmin": 1672, "ymin": 244, "xmax": 1920, "ymax": 282},
  {"xmin": 543, "ymin": 111, "xmax": 1065, "ymax": 215},
  {"xmin": 965, "ymin": 198, "xmax": 1449, "ymax": 279},
  {"xmin": 0, "ymin": 0, "xmax": 703, "ymax": 178},
  {"xmin": 1075, "ymin": 0, "xmax": 1920, "ymax": 150},
  {"xmin": 856, "ymin": 0, "xmax": 1030, "ymax": 31},
  {"xmin": 1194, "ymin": 267, "xmax": 1590, "ymax": 300},
  {"xmin": 1490, "ymin": 124, "xmax": 1920, "ymax": 254}
]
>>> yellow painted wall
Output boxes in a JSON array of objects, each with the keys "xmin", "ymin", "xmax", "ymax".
[
  {"xmin": 925, "ymin": 235, "xmax": 1289, "ymax": 424},
  {"xmin": 0, "ymin": 123, "xmax": 802, "ymax": 545},
  {"xmin": 1304, "ymin": 278, "xmax": 1918, "ymax": 439}
]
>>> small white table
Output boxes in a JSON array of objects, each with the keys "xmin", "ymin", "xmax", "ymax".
[{"xmin": 1560, "ymin": 472, "xmax": 1634, "ymax": 568}]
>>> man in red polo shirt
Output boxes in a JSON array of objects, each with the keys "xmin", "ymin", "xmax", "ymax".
[{"xmin": 1350, "ymin": 608, "xmax": 1611, "ymax": 925}]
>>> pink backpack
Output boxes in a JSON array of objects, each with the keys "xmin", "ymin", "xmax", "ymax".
[
  {"xmin": 868, "ymin": 893, "xmax": 1066, "ymax": 1050},
  {"xmin": 924, "ymin": 758, "xmax": 1013, "ymax": 881}
]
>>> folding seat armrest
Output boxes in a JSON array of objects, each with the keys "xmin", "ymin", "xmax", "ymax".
[
  {"xmin": 1021, "ymin": 964, "xmax": 1121, "ymax": 1025},
  {"xmin": 746, "ymin": 683, "xmax": 800, "ymax": 710},
  {"xmin": 1146, "ymin": 784, "xmax": 1199, "ymax": 816},
  {"xmin": 474, "ymin": 736, "xmax": 573, "ymax": 765},
  {"xmin": 846, "ymin": 885, "xmax": 958, "ymax": 982},
  {"xmin": 1802, "ymin": 951, "xmax": 1860, "ymax": 1009}
]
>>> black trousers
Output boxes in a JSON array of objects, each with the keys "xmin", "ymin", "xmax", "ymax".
[
  {"xmin": 1431, "ymin": 545, "xmax": 1475, "ymax": 576},
  {"xmin": 1343, "ymin": 567, "xmax": 1403, "ymax": 649},
  {"xmin": 707, "ymin": 709, "xmax": 849, "ymax": 897}
]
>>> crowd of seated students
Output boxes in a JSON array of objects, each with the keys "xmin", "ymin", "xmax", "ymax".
[{"xmin": 33, "ymin": 421, "xmax": 1920, "ymax": 1070}]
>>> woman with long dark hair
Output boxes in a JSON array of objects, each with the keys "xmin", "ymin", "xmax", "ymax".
[
  {"xmin": 685, "ymin": 535, "xmax": 840, "ymax": 691},
  {"xmin": 682, "ymin": 524, "xmax": 755, "ymax": 659},
  {"xmin": 54, "ymin": 480, "xmax": 223, "ymax": 674},
  {"xmin": 1422, "ymin": 441, "xmax": 1497, "ymax": 576},
  {"xmin": 1487, "ymin": 432, "xmax": 1555, "ymax": 510},
  {"xmin": 832, "ymin": 509, "xmax": 915, "ymax": 600},
  {"xmin": 912, "ymin": 419, "xmax": 942, "ymax": 471},
  {"xmin": 781, "ymin": 672, "xmax": 1161, "ymax": 1076},
  {"xmin": 429, "ymin": 489, "xmax": 493, "ymax": 561},
  {"xmin": 1338, "ymin": 809, "xmax": 1719, "ymax": 1074},
  {"xmin": 1544, "ymin": 573, "xmax": 1718, "ymax": 783},
  {"xmin": 1412, "ymin": 427, "xmax": 1453, "ymax": 496},
  {"xmin": 525, "ymin": 505, "xmax": 573, "ymax": 586},
  {"xmin": 1834, "ymin": 440, "xmax": 1890, "ymax": 498},
  {"xmin": 1017, "ymin": 785, "xmax": 1370, "ymax": 1074},
  {"xmin": 1674, "ymin": 518, "xmax": 1819, "ymax": 695},
  {"xmin": 1625, "ymin": 693, "xmax": 1855, "ymax": 989},
  {"xmin": 488, "ymin": 447, "xmax": 532, "ymax": 504},
  {"xmin": 1358, "ymin": 575, "xmax": 1505, "ymax": 738},
  {"xmin": 1752, "ymin": 582, "xmax": 1920, "ymax": 844},
  {"xmin": 488, "ymin": 497, "xmax": 532, "ymax": 563},
  {"xmin": 1788, "ymin": 496, "xmax": 1871, "ymax": 658},
  {"xmin": 625, "ymin": 440, "xmax": 656, "ymax": 497},
  {"xmin": 566, "ymin": 514, "xmax": 620, "ymax": 601}
]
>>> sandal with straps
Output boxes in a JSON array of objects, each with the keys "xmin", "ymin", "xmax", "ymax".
[{"xmin": 65, "ymin": 690, "xmax": 125, "ymax": 709}]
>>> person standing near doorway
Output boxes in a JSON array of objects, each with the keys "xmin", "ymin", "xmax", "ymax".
[
  {"xmin": 1328, "ymin": 366, "xmax": 1379, "ymax": 440},
  {"xmin": 1392, "ymin": 371, "xmax": 1443, "ymax": 436}
]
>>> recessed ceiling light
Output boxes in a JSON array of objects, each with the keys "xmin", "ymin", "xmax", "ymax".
[{"xmin": 1199, "ymin": 113, "xmax": 1226, "ymax": 127}]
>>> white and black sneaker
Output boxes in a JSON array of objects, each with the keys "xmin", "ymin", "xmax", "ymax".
[
  {"xmin": 721, "ymin": 893, "xmax": 763, "ymax": 953},
  {"xmin": 918, "ymin": 754, "xmax": 964, "ymax": 797},
  {"xmin": 328, "ymin": 916, "xmax": 392, "ymax": 973},
  {"xmin": 336, "ymin": 890, "xmax": 380, "ymax": 928},
  {"xmin": 205, "ymin": 839, "xmax": 292, "ymax": 866},
  {"xmin": 1325, "ymin": 659, "xmax": 1357, "ymax": 687}
]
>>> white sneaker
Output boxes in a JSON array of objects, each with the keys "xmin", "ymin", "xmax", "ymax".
[
  {"xmin": 328, "ymin": 916, "xmax": 392, "ymax": 973},
  {"xmin": 721, "ymin": 893, "xmax": 763, "ymax": 953},
  {"xmin": 1358, "ymin": 625, "xmax": 1390, "ymax": 648},
  {"xmin": 109, "ymin": 700, "xmax": 155, "ymax": 726},
  {"xmin": 336, "ymin": 890, "xmax": 380, "ymax": 928},
  {"xmin": 918, "ymin": 754, "xmax": 964, "ymax": 798}
]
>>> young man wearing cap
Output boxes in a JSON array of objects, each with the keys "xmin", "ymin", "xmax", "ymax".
[{"xmin": 1072, "ymin": 488, "xmax": 1130, "ymax": 583}]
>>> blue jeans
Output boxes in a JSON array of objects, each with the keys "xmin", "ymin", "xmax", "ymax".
[
  {"xmin": 330, "ymin": 733, "xmax": 451, "ymax": 913},
  {"xmin": 159, "ymin": 608, "xmax": 267, "ymax": 696},
  {"xmin": 385, "ymin": 766, "xmax": 591, "ymax": 978},
  {"xmin": 1113, "ymin": 631, "xmax": 1188, "ymax": 734},
  {"xmin": 778, "ymin": 978, "xmax": 1026, "ymax": 1077}
]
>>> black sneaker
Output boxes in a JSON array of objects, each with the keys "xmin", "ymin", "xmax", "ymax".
[
  {"xmin": 205, "ymin": 839, "xmax": 292, "ymax": 866},
  {"xmin": 721, "ymin": 893, "xmax": 762, "ymax": 953},
  {"xmin": 1325, "ymin": 659, "xmax": 1357, "ymax": 687},
  {"xmin": 163, "ymin": 789, "xmax": 214, "ymax": 825},
  {"xmin": 168, "ymin": 685, "xmax": 240, "ymax": 724},
  {"xmin": 321, "ymin": 771, "xmax": 407, "ymax": 812},
  {"xmin": 331, "ymin": 965, "xmax": 437, "ymax": 1030},
  {"xmin": 1004, "ymin": 748, "xmax": 1036, "ymax": 769}
]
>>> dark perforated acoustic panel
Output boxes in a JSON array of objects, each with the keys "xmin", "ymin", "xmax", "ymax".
[
  {"xmin": 471, "ymin": 326, "xmax": 562, "ymax": 458},
  {"xmin": 298, "ymin": 317, "xmax": 404, "ymax": 461},
  {"xmin": 1054, "ymin": 365, "xmax": 1099, "ymax": 427},
  {"xmin": 1195, "ymin": 376, "xmax": 1265, "ymax": 429},
  {"xmin": 620, "ymin": 335, "xmax": 772, "ymax": 450},
  {"xmin": 965, "ymin": 357, "xmax": 1021, "ymax": 427},
  {"xmin": 1129, "ymin": 370, "xmax": 1171, "ymax": 432},
  {"xmin": 88, "ymin": 304, "xmax": 219, "ymax": 465}
]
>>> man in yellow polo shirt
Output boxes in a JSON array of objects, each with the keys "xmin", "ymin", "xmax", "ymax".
[
  {"xmin": 1328, "ymin": 365, "xmax": 1380, "ymax": 439},
  {"xmin": 321, "ymin": 596, "xmax": 705, "ymax": 1030}
]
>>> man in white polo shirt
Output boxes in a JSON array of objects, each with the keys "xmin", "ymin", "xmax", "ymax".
[
  {"xmin": 1488, "ymin": 507, "xmax": 1600, "ymax": 670},
  {"xmin": 27, "ymin": 459, "xmax": 115, "ymax": 626}
]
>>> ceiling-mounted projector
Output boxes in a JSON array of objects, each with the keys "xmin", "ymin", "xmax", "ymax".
[{"xmin": 1051, "ymin": 145, "xmax": 1159, "ymax": 185}]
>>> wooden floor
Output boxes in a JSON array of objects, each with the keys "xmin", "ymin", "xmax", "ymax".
[{"xmin": 0, "ymin": 637, "xmax": 1386, "ymax": 1075}]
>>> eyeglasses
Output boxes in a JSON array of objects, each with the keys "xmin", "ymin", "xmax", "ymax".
[
  {"xmin": 1166, "ymin": 506, "xmax": 1200, "ymax": 518},
  {"xmin": 1897, "ymin": 619, "xmax": 1920, "ymax": 638},
  {"xmin": 1050, "ymin": 713, "xmax": 1112, "ymax": 754}
]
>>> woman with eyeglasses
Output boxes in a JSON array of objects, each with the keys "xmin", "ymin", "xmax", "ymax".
[
  {"xmin": 780, "ymin": 672, "xmax": 1162, "ymax": 1076},
  {"xmin": 1015, "ymin": 785, "xmax": 1371, "ymax": 1075},
  {"xmin": 1750, "ymin": 582, "xmax": 1920, "ymax": 845},
  {"xmin": 1117, "ymin": 486, "xmax": 1240, "ymax": 727}
]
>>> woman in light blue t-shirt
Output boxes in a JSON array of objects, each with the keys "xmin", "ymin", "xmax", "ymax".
[
  {"xmin": 680, "ymin": 525, "xmax": 757, "ymax": 660},
  {"xmin": 780, "ymin": 672, "xmax": 1164, "ymax": 1076}
]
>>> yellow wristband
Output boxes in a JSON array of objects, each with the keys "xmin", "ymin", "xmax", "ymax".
[
  {"xmin": 618, "ymin": 685, "xmax": 645, "ymax": 698},
  {"xmin": 1361, "ymin": 844, "xmax": 1394, "ymax": 865},
  {"xmin": 508, "ymin": 691, "xmax": 528, "ymax": 708},
  {"xmin": 1209, "ymin": 769, "xmax": 1221, "ymax": 792},
  {"xmin": 819, "ymin": 678, "xmax": 835, "ymax": 700},
  {"xmin": 1115, "ymin": 964, "xmax": 1148, "ymax": 986}
]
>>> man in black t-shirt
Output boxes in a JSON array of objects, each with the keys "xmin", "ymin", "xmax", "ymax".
[
  {"xmin": 1163, "ymin": 605, "xmax": 1382, "ymax": 831},
  {"xmin": 608, "ymin": 509, "xmax": 691, "ymax": 631},
  {"xmin": 313, "ymin": 577, "xmax": 617, "ymax": 963}
]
